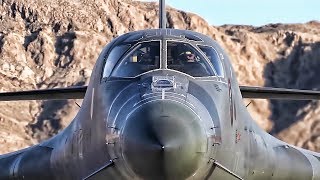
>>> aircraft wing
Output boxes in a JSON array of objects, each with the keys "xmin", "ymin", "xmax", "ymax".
[
  {"xmin": 0, "ymin": 86, "xmax": 87, "ymax": 101},
  {"xmin": 1, "ymin": 85, "xmax": 320, "ymax": 101},
  {"xmin": 240, "ymin": 86, "xmax": 320, "ymax": 100}
]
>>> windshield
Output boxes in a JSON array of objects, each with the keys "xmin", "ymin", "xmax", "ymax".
[
  {"xmin": 167, "ymin": 41, "xmax": 215, "ymax": 77},
  {"xmin": 103, "ymin": 44, "xmax": 131, "ymax": 78},
  {"xmin": 111, "ymin": 41, "xmax": 160, "ymax": 78},
  {"xmin": 198, "ymin": 45, "xmax": 224, "ymax": 77}
]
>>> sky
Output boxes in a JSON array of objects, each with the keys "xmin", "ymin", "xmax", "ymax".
[{"xmin": 139, "ymin": 0, "xmax": 319, "ymax": 26}]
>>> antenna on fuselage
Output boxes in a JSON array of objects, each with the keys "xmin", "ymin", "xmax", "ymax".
[{"xmin": 159, "ymin": 0, "xmax": 166, "ymax": 28}]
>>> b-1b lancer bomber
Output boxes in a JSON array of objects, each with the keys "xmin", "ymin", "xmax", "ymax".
[{"xmin": 1, "ymin": 0, "xmax": 320, "ymax": 179}]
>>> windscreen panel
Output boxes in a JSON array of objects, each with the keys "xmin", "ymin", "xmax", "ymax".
[
  {"xmin": 111, "ymin": 41, "xmax": 160, "ymax": 78},
  {"xmin": 103, "ymin": 44, "xmax": 131, "ymax": 78},
  {"xmin": 167, "ymin": 41, "xmax": 215, "ymax": 77},
  {"xmin": 198, "ymin": 45, "xmax": 224, "ymax": 77}
]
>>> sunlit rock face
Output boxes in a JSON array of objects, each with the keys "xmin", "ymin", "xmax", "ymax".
[{"xmin": 0, "ymin": 0, "xmax": 320, "ymax": 154}]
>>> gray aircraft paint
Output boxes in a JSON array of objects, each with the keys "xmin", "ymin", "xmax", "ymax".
[{"xmin": 1, "ymin": 28, "xmax": 320, "ymax": 179}]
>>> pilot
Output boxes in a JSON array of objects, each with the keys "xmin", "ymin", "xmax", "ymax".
[
  {"xmin": 184, "ymin": 51, "xmax": 197, "ymax": 62},
  {"xmin": 175, "ymin": 46, "xmax": 209, "ymax": 76},
  {"xmin": 178, "ymin": 50, "xmax": 197, "ymax": 63},
  {"xmin": 132, "ymin": 48, "xmax": 153, "ymax": 65}
]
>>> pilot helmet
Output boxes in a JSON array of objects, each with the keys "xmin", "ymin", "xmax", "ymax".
[{"xmin": 180, "ymin": 50, "xmax": 195, "ymax": 62}]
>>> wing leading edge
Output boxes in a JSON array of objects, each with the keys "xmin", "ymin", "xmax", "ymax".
[
  {"xmin": 0, "ymin": 86, "xmax": 319, "ymax": 101},
  {"xmin": 240, "ymin": 86, "xmax": 320, "ymax": 100},
  {"xmin": 0, "ymin": 86, "xmax": 87, "ymax": 101}
]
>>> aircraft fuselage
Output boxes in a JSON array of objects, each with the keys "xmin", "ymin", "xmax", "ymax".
[{"xmin": 1, "ymin": 29, "xmax": 320, "ymax": 180}]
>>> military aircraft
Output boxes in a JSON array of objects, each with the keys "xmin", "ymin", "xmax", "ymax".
[{"xmin": 1, "ymin": 0, "xmax": 320, "ymax": 179}]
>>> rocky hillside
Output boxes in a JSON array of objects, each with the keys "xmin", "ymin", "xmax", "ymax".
[{"xmin": 0, "ymin": 0, "xmax": 320, "ymax": 154}]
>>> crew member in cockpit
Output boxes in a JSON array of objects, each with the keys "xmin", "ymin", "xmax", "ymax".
[
  {"xmin": 176, "ymin": 43, "xmax": 200, "ymax": 65},
  {"xmin": 179, "ymin": 51, "xmax": 197, "ymax": 63},
  {"xmin": 175, "ymin": 45, "xmax": 210, "ymax": 76},
  {"xmin": 168, "ymin": 42, "xmax": 211, "ymax": 77}
]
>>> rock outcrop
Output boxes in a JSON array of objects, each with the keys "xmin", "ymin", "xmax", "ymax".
[{"xmin": 0, "ymin": 0, "xmax": 320, "ymax": 154}]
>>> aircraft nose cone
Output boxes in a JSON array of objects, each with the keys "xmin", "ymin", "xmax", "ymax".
[{"xmin": 121, "ymin": 100, "xmax": 207, "ymax": 180}]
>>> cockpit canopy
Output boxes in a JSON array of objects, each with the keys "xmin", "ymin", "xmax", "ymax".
[
  {"xmin": 112, "ymin": 41, "xmax": 160, "ymax": 78},
  {"xmin": 103, "ymin": 39, "xmax": 224, "ymax": 78},
  {"xmin": 167, "ymin": 41, "xmax": 215, "ymax": 77}
]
